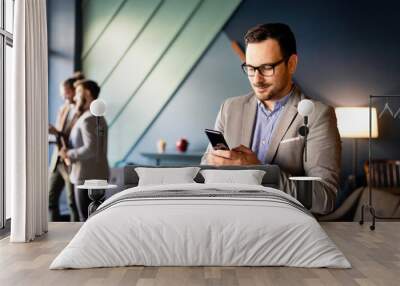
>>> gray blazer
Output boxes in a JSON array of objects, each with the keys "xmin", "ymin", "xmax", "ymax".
[
  {"xmin": 201, "ymin": 85, "xmax": 341, "ymax": 214},
  {"xmin": 67, "ymin": 110, "xmax": 109, "ymax": 184},
  {"xmin": 49, "ymin": 103, "xmax": 74, "ymax": 173}
]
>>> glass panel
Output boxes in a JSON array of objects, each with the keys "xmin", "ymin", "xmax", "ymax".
[
  {"xmin": 1, "ymin": 0, "xmax": 3, "ymax": 30},
  {"xmin": 5, "ymin": 43, "xmax": 11, "ymax": 219},
  {"xmin": 5, "ymin": 0, "xmax": 13, "ymax": 33},
  {"xmin": 0, "ymin": 37, "xmax": 3, "ymax": 228}
]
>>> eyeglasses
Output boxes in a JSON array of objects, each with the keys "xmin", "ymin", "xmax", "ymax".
[{"xmin": 241, "ymin": 58, "xmax": 286, "ymax": 77}]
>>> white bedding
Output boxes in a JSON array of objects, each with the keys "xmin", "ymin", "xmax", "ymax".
[{"xmin": 50, "ymin": 183, "xmax": 351, "ymax": 269}]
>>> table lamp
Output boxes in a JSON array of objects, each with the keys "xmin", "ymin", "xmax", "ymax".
[
  {"xmin": 335, "ymin": 107, "xmax": 379, "ymax": 186},
  {"xmin": 90, "ymin": 99, "xmax": 106, "ymax": 161},
  {"xmin": 298, "ymin": 99, "xmax": 315, "ymax": 162}
]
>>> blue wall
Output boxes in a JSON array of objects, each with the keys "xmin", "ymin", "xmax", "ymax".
[
  {"xmin": 127, "ymin": 32, "xmax": 249, "ymax": 164},
  {"xmin": 79, "ymin": 0, "xmax": 242, "ymax": 166},
  {"xmin": 223, "ymin": 0, "xmax": 400, "ymax": 184},
  {"xmin": 47, "ymin": 0, "xmax": 78, "ymax": 125}
]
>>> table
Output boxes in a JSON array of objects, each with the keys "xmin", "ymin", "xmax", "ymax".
[
  {"xmin": 77, "ymin": 184, "xmax": 117, "ymax": 215},
  {"xmin": 140, "ymin": 152, "xmax": 203, "ymax": 166}
]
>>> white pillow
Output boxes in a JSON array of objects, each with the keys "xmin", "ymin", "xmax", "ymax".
[
  {"xmin": 200, "ymin": 169, "xmax": 266, "ymax": 185},
  {"xmin": 135, "ymin": 167, "xmax": 200, "ymax": 186}
]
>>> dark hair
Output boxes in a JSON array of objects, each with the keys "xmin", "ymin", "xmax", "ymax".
[
  {"xmin": 244, "ymin": 23, "xmax": 297, "ymax": 60},
  {"xmin": 74, "ymin": 79, "xmax": 100, "ymax": 99},
  {"xmin": 62, "ymin": 71, "xmax": 85, "ymax": 89}
]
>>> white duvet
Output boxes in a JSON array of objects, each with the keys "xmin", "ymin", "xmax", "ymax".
[{"xmin": 50, "ymin": 183, "xmax": 351, "ymax": 269}]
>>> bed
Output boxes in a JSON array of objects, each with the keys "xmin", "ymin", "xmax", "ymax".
[{"xmin": 50, "ymin": 165, "xmax": 350, "ymax": 269}]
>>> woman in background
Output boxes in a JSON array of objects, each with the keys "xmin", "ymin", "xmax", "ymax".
[{"xmin": 59, "ymin": 79, "xmax": 109, "ymax": 221}]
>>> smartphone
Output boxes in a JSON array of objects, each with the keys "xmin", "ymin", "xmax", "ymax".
[{"xmin": 204, "ymin": 129, "xmax": 230, "ymax": 150}]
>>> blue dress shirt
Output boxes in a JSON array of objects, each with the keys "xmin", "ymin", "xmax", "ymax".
[{"xmin": 251, "ymin": 91, "xmax": 292, "ymax": 163}]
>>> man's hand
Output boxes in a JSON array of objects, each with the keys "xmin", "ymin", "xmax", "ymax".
[
  {"xmin": 59, "ymin": 147, "xmax": 71, "ymax": 166},
  {"xmin": 48, "ymin": 124, "xmax": 59, "ymax": 135},
  {"xmin": 206, "ymin": 144, "xmax": 261, "ymax": 166}
]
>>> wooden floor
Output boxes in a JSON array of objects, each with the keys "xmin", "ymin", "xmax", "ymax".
[{"xmin": 0, "ymin": 222, "xmax": 399, "ymax": 286}]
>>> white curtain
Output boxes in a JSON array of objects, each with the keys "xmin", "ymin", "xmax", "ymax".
[{"xmin": 9, "ymin": 0, "xmax": 48, "ymax": 242}]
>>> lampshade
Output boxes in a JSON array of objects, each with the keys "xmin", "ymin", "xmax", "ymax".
[
  {"xmin": 298, "ymin": 99, "xmax": 315, "ymax": 116},
  {"xmin": 335, "ymin": 107, "xmax": 378, "ymax": 138},
  {"xmin": 90, "ymin": 99, "xmax": 106, "ymax": 117}
]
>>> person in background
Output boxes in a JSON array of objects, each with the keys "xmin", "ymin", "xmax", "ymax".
[
  {"xmin": 48, "ymin": 72, "xmax": 84, "ymax": 222},
  {"xmin": 59, "ymin": 80, "xmax": 109, "ymax": 221}
]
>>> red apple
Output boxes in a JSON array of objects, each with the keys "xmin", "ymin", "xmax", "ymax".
[{"xmin": 176, "ymin": 138, "xmax": 189, "ymax": 152}]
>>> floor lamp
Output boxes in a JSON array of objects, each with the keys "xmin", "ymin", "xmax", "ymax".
[
  {"xmin": 77, "ymin": 99, "xmax": 117, "ymax": 216},
  {"xmin": 90, "ymin": 99, "xmax": 106, "ymax": 161},
  {"xmin": 335, "ymin": 107, "xmax": 379, "ymax": 189}
]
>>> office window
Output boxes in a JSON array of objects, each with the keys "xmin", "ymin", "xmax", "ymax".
[
  {"xmin": 5, "ymin": 0, "xmax": 13, "ymax": 33},
  {"xmin": 4, "ymin": 44, "xmax": 11, "ymax": 220},
  {"xmin": 1, "ymin": 0, "xmax": 14, "ymax": 230}
]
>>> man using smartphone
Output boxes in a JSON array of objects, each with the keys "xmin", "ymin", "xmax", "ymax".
[{"xmin": 201, "ymin": 23, "xmax": 341, "ymax": 215}]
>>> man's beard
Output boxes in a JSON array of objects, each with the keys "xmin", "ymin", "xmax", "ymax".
[
  {"xmin": 253, "ymin": 78, "xmax": 290, "ymax": 101},
  {"xmin": 77, "ymin": 97, "xmax": 86, "ymax": 114},
  {"xmin": 252, "ymin": 82, "xmax": 275, "ymax": 100},
  {"xmin": 253, "ymin": 82, "xmax": 271, "ymax": 90}
]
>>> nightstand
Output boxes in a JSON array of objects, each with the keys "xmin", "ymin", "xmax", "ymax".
[{"xmin": 77, "ymin": 184, "xmax": 117, "ymax": 216}]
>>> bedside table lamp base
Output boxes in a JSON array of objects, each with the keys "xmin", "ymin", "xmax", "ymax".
[
  {"xmin": 88, "ymin": 189, "xmax": 105, "ymax": 216},
  {"xmin": 77, "ymin": 182, "xmax": 117, "ymax": 216}
]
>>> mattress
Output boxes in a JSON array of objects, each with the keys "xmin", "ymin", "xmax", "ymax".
[{"xmin": 50, "ymin": 183, "xmax": 351, "ymax": 269}]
